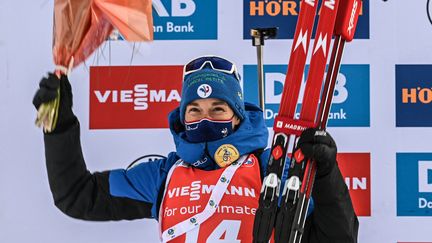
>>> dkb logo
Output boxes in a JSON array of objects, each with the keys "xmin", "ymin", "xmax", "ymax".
[
  {"xmin": 243, "ymin": 64, "xmax": 370, "ymax": 127},
  {"xmin": 397, "ymin": 153, "xmax": 432, "ymax": 216},
  {"xmin": 152, "ymin": 0, "xmax": 217, "ymax": 40},
  {"xmin": 110, "ymin": 0, "xmax": 217, "ymax": 40}
]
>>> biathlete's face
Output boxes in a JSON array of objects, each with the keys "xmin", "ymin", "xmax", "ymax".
[{"xmin": 185, "ymin": 98, "xmax": 241, "ymax": 128}]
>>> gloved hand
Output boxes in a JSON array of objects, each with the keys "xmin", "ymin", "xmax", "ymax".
[
  {"xmin": 295, "ymin": 128, "xmax": 337, "ymax": 178},
  {"xmin": 33, "ymin": 73, "xmax": 77, "ymax": 133}
]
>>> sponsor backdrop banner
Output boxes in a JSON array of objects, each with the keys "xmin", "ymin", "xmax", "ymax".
[
  {"xmin": 397, "ymin": 153, "xmax": 432, "ymax": 216},
  {"xmin": 243, "ymin": 0, "xmax": 370, "ymax": 39},
  {"xmin": 90, "ymin": 66, "xmax": 183, "ymax": 129},
  {"xmin": 243, "ymin": 64, "xmax": 370, "ymax": 127},
  {"xmin": 152, "ymin": 0, "xmax": 218, "ymax": 40},
  {"xmin": 395, "ymin": 65, "xmax": 432, "ymax": 127},
  {"xmin": 337, "ymin": 153, "xmax": 371, "ymax": 217},
  {"xmin": 1, "ymin": 0, "xmax": 432, "ymax": 243}
]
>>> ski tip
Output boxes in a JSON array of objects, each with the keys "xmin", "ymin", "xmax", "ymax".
[{"xmin": 334, "ymin": 0, "xmax": 362, "ymax": 42}]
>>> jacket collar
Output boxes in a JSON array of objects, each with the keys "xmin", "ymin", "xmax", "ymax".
[{"xmin": 168, "ymin": 102, "xmax": 269, "ymax": 170}]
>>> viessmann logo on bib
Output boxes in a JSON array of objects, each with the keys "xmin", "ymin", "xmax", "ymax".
[
  {"xmin": 167, "ymin": 180, "xmax": 257, "ymax": 202},
  {"xmin": 89, "ymin": 66, "xmax": 183, "ymax": 129}
]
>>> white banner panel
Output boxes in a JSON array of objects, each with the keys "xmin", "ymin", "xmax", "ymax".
[{"xmin": 1, "ymin": 1, "xmax": 432, "ymax": 243}]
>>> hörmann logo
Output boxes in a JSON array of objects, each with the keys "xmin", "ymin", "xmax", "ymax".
[
  {"xmin": 402, "ymin": 87, "xmax": 432, "ymax": 104},
  {"xmin": 152, "ymin": 0, "xmax": 217, "ymax": 40},
  {"xmin": 396, "ymin": 65, "xmax": 432, "ymax": 127},
  {"xmin": 90, "ymin": 66, "xmax": 183, "ymax": 129},
  {"xmin": 243, "ymin": 64, "xmax": 370, "ymax": 127},
  {"xmin": 248, "ymin": 0, "xmax": 316, "ymax": 16},
  {"xmin": 167, "ymin": 180, "xmax": 257, "ymax": 201},
  {"xmin": 243, "ymin": 0, "xmax": 369, "ymax": 39},
  {"xmin": 337, "ymin": 153, "xmax": 371, "ymax": 216},
  {"xmin": 397, "ymin": 153, "xmax": 432, "ymax": 216}
]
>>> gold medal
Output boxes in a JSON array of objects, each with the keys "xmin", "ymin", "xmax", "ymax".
[{"xmin": 214, "ymin": 144, "xmax": 240, "ymax": 168}]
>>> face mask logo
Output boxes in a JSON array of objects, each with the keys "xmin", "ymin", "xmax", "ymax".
[
  {"xmin": 197, "ymin": 84, "xmax": 212, "ymax": 98},
  {"xmin": 185, "ymin": 118, "xmax": 234, "ymax": 143},
  {"xmin": 214, "ymin": 144, "xmax": 240, "ymax": 168},
  {"xmin": 221, "ymin": 128, "xmax": 228, "ymax": 137}
]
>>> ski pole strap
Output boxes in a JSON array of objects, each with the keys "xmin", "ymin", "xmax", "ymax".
[
  {"xmin": 273, "ymin": 116, "xmax": 316, "ymax": 137},
  {"xmin": 160, "ymin": 155, "xmax": 248, "ymax": 242}
]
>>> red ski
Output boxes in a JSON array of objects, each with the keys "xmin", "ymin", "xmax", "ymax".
[
  {"xmin": 253, "ymin": 0, "xmax": 362, "ymax": 242},
  {"xmin": 252, "ymin": 1, "xmax": 319, "ymax": 242}
]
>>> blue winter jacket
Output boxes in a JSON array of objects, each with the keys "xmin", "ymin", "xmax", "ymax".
[
  {"xmin": 109, "ymin": 102, "xmax": 271, "ymax": 218},
  {"xmin": 43, "ymin": 103, "xmax": 357, "ymax": 243}
]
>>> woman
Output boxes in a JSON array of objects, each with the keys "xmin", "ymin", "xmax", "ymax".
[{"xmin": 33, "ymin": 56, "xmax": 358, "ymax": 242}]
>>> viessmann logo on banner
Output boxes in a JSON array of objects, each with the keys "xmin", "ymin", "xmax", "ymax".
[
  {"xmin": 243, "ymin": 0, "xmax": 370, "ymax": 39},
  {"xmin": 396, "ymin": 65, "xmax": 432, "ymax": 127},
  {"xmin": 243, "ymin": 64, "xmax": 370, "ymax": 127},
  {"xmin": 152, "ymin": 0, "xmax": 217, "ymax": 40},
  {"xmin": 89, "ymin": 66, "xmax": 183, "ymax": 129},
  {"xmin": 337, "ymin": 153, "xmax": 371, "ymax": 217},
  {"xmin": 397, "ymin": 153, "xmax": 432, "ymax": 216}
]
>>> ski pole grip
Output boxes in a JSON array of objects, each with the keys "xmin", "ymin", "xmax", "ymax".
[
  {"xmin": 334, "ymin": 0, "xmax": 362, "ymax": 42},
  {"xmin": 250, "ymin": 27, "xmax": 278, "ymax": 46}
]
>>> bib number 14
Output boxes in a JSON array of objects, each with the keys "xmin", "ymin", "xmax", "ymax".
[{"xmin": 185, "ymin": 220, "xmax": 241, "ymax": 243}]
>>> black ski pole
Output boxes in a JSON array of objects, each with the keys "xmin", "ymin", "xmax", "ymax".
[{"xmin": 250, "ymin": 27, "xmax": 277, "ymax": 111}]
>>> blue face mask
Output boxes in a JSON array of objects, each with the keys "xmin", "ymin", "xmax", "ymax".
[{"xmin": 185, "ymin": 118, "xmax": 234, "ymax": 143}]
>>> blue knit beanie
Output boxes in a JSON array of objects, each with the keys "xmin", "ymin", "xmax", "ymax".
[{"xmin": 179, "ymin": 67, "xmax": 246, "ymax": 124}]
